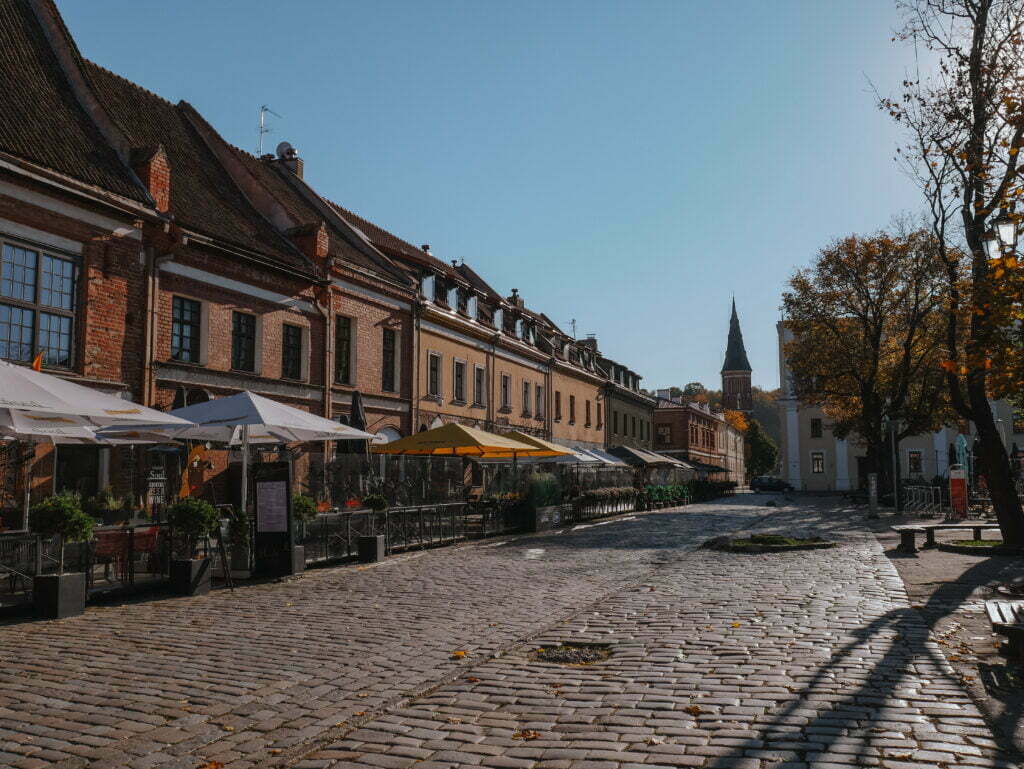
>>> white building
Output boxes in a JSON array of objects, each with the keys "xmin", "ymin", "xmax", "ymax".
[{"xmin": 777, "ymin": 322, "xmax": 1023, "ymax": 491}]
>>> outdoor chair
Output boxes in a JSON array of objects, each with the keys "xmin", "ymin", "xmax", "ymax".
[{"xmin": 93, "ymin": 529, "xmax": 131, "ymax": 583}]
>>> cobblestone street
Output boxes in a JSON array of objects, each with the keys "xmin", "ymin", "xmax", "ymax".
[{"xmin": 0, "ymin": 497, "xmax": 1017, "ymax": 769}]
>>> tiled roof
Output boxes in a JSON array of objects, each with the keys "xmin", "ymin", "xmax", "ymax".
[
  {"xmin": 83, "ymin": 61, "xmax": 312, "ymax": 273},
  {"xmin": 226, "ymin": 149, "xmax": 412, "ymax": 286},
  {"xmin": 0, "ymin": 0, "xmax": 147, "ymax": 202},
  {"xmin": 326, "ymin": 201, "xmax": 464, "ymax": 282}
]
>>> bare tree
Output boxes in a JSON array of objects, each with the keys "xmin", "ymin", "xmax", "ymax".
[{"xmin": 881, "ymin": 0, "xmax": 1024, "ymax": 542}]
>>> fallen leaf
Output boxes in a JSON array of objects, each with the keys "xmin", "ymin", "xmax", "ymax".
[
  {"xmin": 684, "ymin": 705, "xmax": 703, "ymax": 716},
  {"xmin": 268, "ymin": 749, "xmax": 282, "ymax": 755},
  {"xmin": 465, "ymin": 677, "xmax": 480, "ymax": 683},
  {"xmin": 451, "ymin": 650, "xmax": 467, "ymax": 659},
  {"xmin": 730, "ymin": 623, "xmax": 741, "ymax": 628},
  {"xmin": 357, "ymin": 693, "xmax": 369, "ymax": 698},
  {"xmin": 222, "ymin": 725, "xmax": 235, "ymax": 732},
  {"xmin": 512, "ymin": 729, "xmax": 541, "ymax": 740},
  {"xmin": 200, "ymin": 763, "xmax": 224, "ymax": 769}
]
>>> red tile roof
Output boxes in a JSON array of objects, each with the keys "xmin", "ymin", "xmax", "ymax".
[{"xmin": 0, "ymin": 0, "xmax": 147, "ymax": 202}]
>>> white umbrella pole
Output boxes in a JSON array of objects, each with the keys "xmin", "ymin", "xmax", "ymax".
[{"xmin": 240, "ymin": 425, "xmax": 250, "ymax": 519}]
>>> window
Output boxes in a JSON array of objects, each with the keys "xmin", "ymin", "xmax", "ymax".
[
  {"xmin": 171, "ymin": 296, "xmax": 201, "ymax": 364},
  {"xmin": 613, "ymin": 411, "xmax": 619, "ymax": 434},
  {"xmin": 908, "ymin": 450, "xmax": 923, "ymax": 475},
  {"xmin": 453, "ymin": 360, "xmax": 466, "ymax": 403},
  {"xmin": 597, "ymin": 403, "xmax": 603, "ymax": 428},
  {"xmin": 282, "ymin": 324, "xmax": 303, "ymax": 380},
  {"xmin": 382, "ymin": 328, "xmax": 397, "ymax": 392},
  {"xmin": 810, "ymin": 418, "xmax": 822, "ymax": 438},
  {"xmin": 434, "ymin": 277, "xmax": 447, "ymax": 305},
  {"xmin": 501, "ymin": 374, "xmax": 511, "ymax": 410},
  {"xmin": 231, "ymin": 312, "xmax": 256, "ymax": 372},
  {"xmin": 657, "ymin": 424, "xmax": 671, "ymax": 445},
  {"xmin": 536, "ymin": 384, "xmax": 544, "ymax": 418},
  {"xmin": 811, "ymin": 451, "xmax": 825, "ymax": 474},
  {"xmin": 585, "ymin": 400, "xmax": 591, "ymax": 427},
  {"xmin": 0, "ymin": 243, "xmax": 78, "ymax": 368},
  {"xmin": 631, "ymin": 415, "xmax": 637, "ymax": 437},
  {"xmin": 522, "ymin": 381, "xmax": 531, "ymax": 416},
  {"xmin": 555, "ymin": 391, "xmax": 562, "ymax": 421},
  {"xmin": 428, "ymin": 353, "xmax": 441, "ymax": 397},
  {"xmin": 335, "ymin": 316, "xmax": 353, "ymax": 384},
  {"xmin": 473, "ymin": 366, "xmax": 486, "ymax": 406},
  {"xmin": 569, "ymin": 395, "xmax": 576, "ymax": 424}
]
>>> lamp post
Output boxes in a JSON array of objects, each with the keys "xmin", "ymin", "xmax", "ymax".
[{"xmin": 882, "ymin": 415, "xmax": 901, "ymax": 512}]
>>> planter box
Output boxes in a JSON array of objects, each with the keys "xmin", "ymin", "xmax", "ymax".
[
  {"xmin": 230, "ymin": 545, "xmax": 251, "ymax": 579},
  {"xmin": 290, "ymin": 545, "xmax": 305, "ymax": 575},
  {"xmin": 357, "ymin": 535, "xmax": 386, "ymax": 563},
  {"xmin": 170, "ymin": 557, "xmax": 211, "ymax": 596},
  {"xmin": 33, "ymin": 572, "xmax": 87, "ymax": 620},
  {"xmin": 527, "ymin": 505, "xmax": 563, "ymax": 533}
]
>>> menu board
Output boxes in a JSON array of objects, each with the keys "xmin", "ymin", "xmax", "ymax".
[{"xmin": 256, "ymin": 480, "xmax": 288, "ymax": 533}]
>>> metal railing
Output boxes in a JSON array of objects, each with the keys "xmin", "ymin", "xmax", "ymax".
[{"xmin": 902, "ymin": 485, "xmax": 946, "ymax": 516}]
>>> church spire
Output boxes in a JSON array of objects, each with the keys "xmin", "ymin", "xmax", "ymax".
[{"xmin": 721, "ymin": 298, "xmax": 751, "ymax": 373}]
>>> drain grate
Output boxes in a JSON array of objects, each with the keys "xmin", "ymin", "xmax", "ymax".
[{"xmin": 530, "ymin": 642, "xmax": 612, "ymax": 665}]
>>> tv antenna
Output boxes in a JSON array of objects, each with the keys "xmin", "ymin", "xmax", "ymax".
[
  {"xmin": 257, "ymin": 105, "xmax": 282, "ymax": 155},
  {"xmin": 569, "ymin": 318, "xmax": 577, "ymax": 339}
]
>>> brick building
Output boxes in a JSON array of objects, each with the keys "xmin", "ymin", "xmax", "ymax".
[
  {"xmin": 652, "ymin": 394, "xmax": 745, "ymax": 483},
  {"xmin": 0, "ymin": 0, "xmax": 656, "ymax": 511}
]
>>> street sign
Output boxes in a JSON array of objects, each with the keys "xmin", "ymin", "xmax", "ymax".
[{"xmin": 252, "ymin": 461, "xmax": 295, "ymax": 577}]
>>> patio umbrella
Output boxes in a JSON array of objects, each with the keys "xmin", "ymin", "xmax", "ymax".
[
  {"xmin": 0, "ymin": 360, "xmax": 192, "ymax": 430},
  {"xmin": 371, "ymin": 422, "xmax": 548, "ymax": 458},
  {"xmin": 168, "ymin": 391, "xmax": 375, "ymax": 517},
  {"xmin": 502, "ymin": 431, "xmax": 573, "ymax": 459}
]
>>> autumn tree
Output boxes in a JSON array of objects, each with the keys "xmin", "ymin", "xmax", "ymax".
[
  {"xmin": 883, "ymin": 0, "xmax": 1024, "ymax": 542},
  {"xmin": 782, "ymin": 229, "xmax": 952, "ymax": 494},
  {"xmin": 746, "ymin": 420, "xmax": 779, "ymax": 478},
  {"xmin": 724, "ymin": 410, "xmax": 749, "ymax": 433}
]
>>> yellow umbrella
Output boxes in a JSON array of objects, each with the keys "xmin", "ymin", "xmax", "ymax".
[
  {"xmin": 371, "ymin": 422, "xmax": 557, "ymax": 458},
  {"xmin": 503, "ymin": 431, "xmax": 573, "ymax": 458}
]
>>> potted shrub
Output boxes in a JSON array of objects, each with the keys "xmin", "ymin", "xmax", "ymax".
[
  {"xmin": 289, "ymin": 493, "xmax": 319, "ymax": 574},
  {"xmin": 225, "ymin": 505, "xmax": 251, "ymax": 578},
  {"xmin": 30, "ymin": 492, "xmax": 94, "ymax": 619},
  {"xmin": 358, "ymin": 494, "xmax": 388, "ymax": 563},
  {"xmin": 166, "ymin": 497, "xmax": 219, "ymax": 596}
]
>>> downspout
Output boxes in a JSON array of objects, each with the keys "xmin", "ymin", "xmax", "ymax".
[
  {"xmin": 546, "ymin": 358, "xmax": 554, "ymax": 440},
  {"xmin": 143, "ymin": 248, "xmax": 176, "ymax": 407},
  {"xmin": 412, "ymin": 300, "xmax": 422, "ymax": 433},
  {"xmin": 315, "ymin": 287, "xmax": 333, "ymax": 500},
  {"xmin": 488, "ymin": 335, "xmax": 498, "ymax": 430}
]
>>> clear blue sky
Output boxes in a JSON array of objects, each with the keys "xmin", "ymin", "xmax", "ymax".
[{"xmin": 60, "ymin": 0, "xmax": 925, "ymax": 392}]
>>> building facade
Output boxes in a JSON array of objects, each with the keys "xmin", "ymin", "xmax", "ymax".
[
  {"xmin": 599, "ymin": 352, "xmax": 656, "ymax": 450},
  {"xmin": 776, "ymin": 321, "xmax": 1024, "ymax": 491}
]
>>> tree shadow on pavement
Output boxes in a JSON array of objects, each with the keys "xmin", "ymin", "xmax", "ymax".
[{"xmin": 704, "ymin": 555, "xmax": 1024, "ymax": 768}]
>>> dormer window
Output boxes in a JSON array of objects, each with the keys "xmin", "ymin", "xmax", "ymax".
[
  {"xmin": 446, "ymin": 283, "xmax": 459, "ymax": 308},
  {"xmin": 421, "ymin": 273, "xmax": 435, "ymax": 299},
  {"xmin": 494, "ymin": 307, "xmax": 504, "ymax": 332},
  {"xmin": 456, "ymin": 288, "xmax": 468, "ymax": 315},
  {"xmin": 434, "ymin": 277, "xmax": 447, "ymax": 305},
  {"xmin": 467, "ymin": 294, "xmax": 478, "ymax": 319}
]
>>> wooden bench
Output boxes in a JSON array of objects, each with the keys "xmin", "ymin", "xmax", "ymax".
[
  {"xmin": 892, "ymin": 522, "xmax": 1000, "ymax": 553},
  {"xmin": 986, "ymin": 600, "xmax": 1024, "ymax": 658}
]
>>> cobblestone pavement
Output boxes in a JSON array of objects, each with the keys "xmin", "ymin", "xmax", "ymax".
[
  {"xmin": 0, "ymin": 500, "xmax": 767, "ymax": 769},
  {"xmin": 0, "ymin": 498, "xmax": 1015, "ymax": 769},
  {"xmin": 298, "ymin": 500, "xmax": 1020, "ymax": 769}
]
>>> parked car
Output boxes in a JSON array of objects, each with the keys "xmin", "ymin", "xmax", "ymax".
[{"xmin": 750, "ymin": 476, "xmax": 794, "ymax": 492}]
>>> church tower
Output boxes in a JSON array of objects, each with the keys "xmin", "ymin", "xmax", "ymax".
[{"xmin": 721, "ymin": 299, "xmax": 753, "ymax": 412}]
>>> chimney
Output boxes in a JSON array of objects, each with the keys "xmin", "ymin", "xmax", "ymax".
[
  {"xmin": 130, "ymin": 145, "xmax": 170, "ymax": 213},
  {"xmin": 656, "ymin": 388, "xmax": 672, "ymax": 401},
  {"xmin": 421, "ymin": 244, "xmax": 431, "ymax": 254},
  {"xmin": 578, "ymin": 334, "xmax": 598, "ymax": 351},
  {"xmin": 277, "ymin": 142, "xmax": 303, "ymax": 178},
  {"xmin": 288, "ymin": 220, "xmax": 329, "ymax": 261},
  {"xmin": 508, "ymin": 288, "xmax": 524, "ymax": 308}
]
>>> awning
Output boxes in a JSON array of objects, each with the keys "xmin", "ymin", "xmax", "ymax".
[
  {"xmin": 689, "ymin": 460, "xmax": 729, "ymax": 474},
  {"xmin": 606, "ymin": 445, "xmax": 684, "ymax": 467}
]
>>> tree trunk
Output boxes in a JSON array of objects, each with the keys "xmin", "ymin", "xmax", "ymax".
[{"xmin": 969, "ymin": 380, "xmax": 1024, "ymax": 544}]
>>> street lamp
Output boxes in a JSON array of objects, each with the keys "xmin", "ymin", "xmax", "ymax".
[
  {"xmin": 882, "ymin": 414, "xmax": 901, "ymax": 512},
  {"xmin": 992, "ymin": 211, "xmax": 1017, "ymax": 249},
  {"xmin": 983, "ymin": 228, "xmax": 1001, "ymax": 260}
]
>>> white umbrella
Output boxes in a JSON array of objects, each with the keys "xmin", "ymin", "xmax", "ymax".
[
  {"xmin": 0, "ymin": 360, "xmax": 191, "ymax": 430},
  {"xmin": 168, "ymin": 391, "xmax": 375, "ymax": 517}
]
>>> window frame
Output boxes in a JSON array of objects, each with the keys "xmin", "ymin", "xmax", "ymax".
[
  {"xmin": 428, "ymin": 352, "xmax": 442, "ymax": 398},
  {"xmin": 453, "ymin": 358, "xmax": 467, "ymax": 404},
  {"xmin": 170, "ymin": 295, "xmax": 202, "ymax": 365},
  {"xmin": 907, "ymin": 449, "xmax": 924, "ymax": 476},
  {"xmin": 281, "ymin": 322, "xmax": 303, "ymax": 381},
  {"xmin": 230, "ymin": 311, "xmax": 258, "ymax": 373},
  {"xmin": 810, "ymin": 418, "xmax": 823, "ymax": 438},
  {"xmin": 554, "ymin": 391, "xmax": 562, "ymax": 422},
  {"xmin": 335, "ymin": 315, "xmax": 354, "ymax": 385},
  {"xmin": 522, "ymin": 380, "xmax": 532, "ymax": 417},
  {"xmin": 0, "ymin": 238, "xmax": 79, "ymax": 369},
  {"xmin": 473, "ymin": 364, "xmax": 487, "ymax": 407},
  {"xmin": 500, "ymin": 373, "xmax": 511, "ymax": 411},
  {"xmin": 535, "ymin": 384, "xmax": 544, "ymax": 419},
  {"xmin": 382, "ymin": 327, "xmax": 397, "ymax": 392},
  {"xmin": 811, "ymin": 450, "xmax": 825, "ymax": 474},
  {"xmin": 569, "ymin": 394, "xmax": 576, "ymax": 425}
]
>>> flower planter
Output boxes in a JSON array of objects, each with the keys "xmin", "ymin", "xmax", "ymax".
[
  {"xmin": 170, "ymin": 557, "xmax": 211, "ymax": 596},
  {"xmin": 33, "ymin": 572, "xmax": 87, "ymax": 620},
  {"xmin": 357, "ymin": 535, "xmax": 386, "ymax": 562},
  {"xmin": 230, "ymin": 544, "xmax": 251, "ymax": 579}
]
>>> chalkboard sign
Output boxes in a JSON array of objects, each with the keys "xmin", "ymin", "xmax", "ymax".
[{"xmin": 252, "ymin": 461, "xmax": 295, "ymax": 577}]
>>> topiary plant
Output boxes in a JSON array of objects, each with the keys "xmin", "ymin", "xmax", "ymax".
[
  {"xmin": 30, "ymin": 492, "xmax": 94, "ymax": 573},
  {"xmin": 363, "ymin": 494, "xmax": 388, "ymax": 512},
  {"xmin": 291, "ymin": 494, "xmax": 318, "ymax": 523},
  {"xmin": 166, "ymin": 497, "xmax": 219, "ymax": 559}
]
